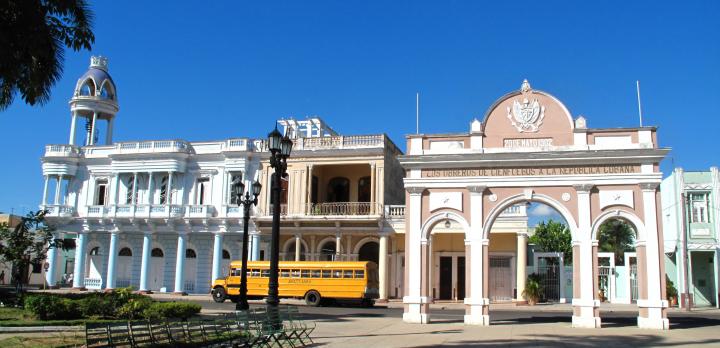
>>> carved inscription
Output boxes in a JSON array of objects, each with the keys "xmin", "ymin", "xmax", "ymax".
[{"xmin": 423, "ymin": 165, "xmax": 638, "ymax": 177}]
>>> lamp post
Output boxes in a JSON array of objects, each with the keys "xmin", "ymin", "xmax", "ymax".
[
  {"xmin": 266, "ymin": 126, "xmax": 293, "ymax": 324},
  {"xmin": 235, "ymin": 179, "xmax": 262, "ymax": 311}
]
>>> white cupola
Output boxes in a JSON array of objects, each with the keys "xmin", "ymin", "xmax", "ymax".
[{"xmin": 68, "ymin": 56, "xmax": 119, "ymax": 146}]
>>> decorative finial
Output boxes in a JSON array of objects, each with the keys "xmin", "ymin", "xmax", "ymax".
[
  {"xmin": 575, "ymin": 115, "xmax": 587, "ymax": 129},
  {"xmin": 521, "ymin": 79, "xmax": 531, "ymax": 93},
  {"xmin": 90, "ymin": 56, "xmax": 109, "ymax": 72}
]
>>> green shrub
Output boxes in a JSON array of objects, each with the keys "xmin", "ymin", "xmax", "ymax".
[
  {"xmin": 78, "ymin": 293, "xmax": 116, "ymax": 318},
  {"xmin": 142, "ymin": 302, "xmax": 201, "ymax": 320},
  {"xmin": 522, "ymin": 273, "xmax": 544, "ymax": 304},
  {"xmin": 666, "ymin": 275, "xmax": 678, "ymax": 300},
  {"xmin": 117, "ymin": 297, "xmax": 154, "ymax": 320},
  {"xmin": 24, "ymin": 295, "xmax": 81, "ymax": 320}
]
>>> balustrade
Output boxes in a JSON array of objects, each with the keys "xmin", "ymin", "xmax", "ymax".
[
  {"xmin": 44, "ymin": 144, "xmax": 80, "ymax": 157},
  {"xmin": 41, "ymin": 204, "xmax": 76, "ymax": 218},
  {"xmin": 115, "ymin": 140, "xmax": 191, "ymax": 154},
  {"xmin": 305, "ymin": 202, "xmax": 381, "ymax": 216},
  {"xmin": 384, "ymin": 205, "xmax": 406, "ymax": 218}
]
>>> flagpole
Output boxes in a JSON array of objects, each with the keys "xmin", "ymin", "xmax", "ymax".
[
  {"xmin": 416, "ymin": 92, "xmax": 419, "ymax": 134},
  {"xmin": 636, "ymin": 80, "xmax": 643, "ymax": 127}
]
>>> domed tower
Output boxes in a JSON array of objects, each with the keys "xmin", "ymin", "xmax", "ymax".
[{"xmin": 68, "ymin": 56, "xmax": 119, "ymax": 146}]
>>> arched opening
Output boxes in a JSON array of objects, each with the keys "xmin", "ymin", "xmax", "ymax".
[
  {"xmin": 85, "ymin": 246, "xmax": 103, "ymax": 288},
  {"xmin": 327, "ymin": 177, "xmax": 350, "ymax": 202},
  {"xmin": 358, "ymin": 241, "xmax": 379, "ymax": 264},
  {"xmin": 597, "ymin": 218, "xmax": 638, "ymax": 304},
  {"xmin": 79, "ymin": 79, "xmax": 95, "ymax": 96},
  {"xmin": 320, "ymin": 241, "xmax": 338, "ymax": 261},
  {"xmin": 150, "ymin": 247, "xmax": 164, "ymax": 291},
  {"xmin": 117, "ymin": 247, "xmax": 132, "ymax": 287},
  {"xmin": 184, "ymin": 248, "xmax": 197, "ymax": 293},
  {"xmin": 427, "ymin": 217, "xmax": 466, "ymax": 301},
  {"xmin": 222, "ymin": 249, "xmax": 232, "ymax": 278},
  {"xmin": 99, "ymin": 81, "xmax": 115, "ymax": 100},
  {"xmin": 285, "ymin": 240, "xmax": 307, "ymax": 261}
]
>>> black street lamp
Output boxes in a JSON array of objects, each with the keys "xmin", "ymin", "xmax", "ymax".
[
  {"xmin": 266, "ymin": 127, "xmax": 293, "ymax": 323},
  {"xmin": 235, "ymin": 179, "xmax": 262, "ymax": 311}
]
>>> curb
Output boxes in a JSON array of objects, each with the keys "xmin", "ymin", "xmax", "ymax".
[{"xmin": 0, "ymin": 326, "xmax": 82, "ymax": 333}]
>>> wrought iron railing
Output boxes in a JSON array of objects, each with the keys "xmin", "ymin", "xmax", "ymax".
[{"xmin": 305, "ymin": 202, "xmax": 381, "ymax": 216}]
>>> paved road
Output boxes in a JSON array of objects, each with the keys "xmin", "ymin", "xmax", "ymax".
[{"xmin": 160, "ymin": 294, "xmax": 720, "ymax": 330}]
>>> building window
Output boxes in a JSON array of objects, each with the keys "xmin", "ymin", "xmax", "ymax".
[
  {"xmin": 195, "ymin": 178, "xmax": 209, "ymax": 205},
  {"xmin": 689, "ymin": 193, "xmax": 710, "ymax": 223},
  {"xmin": 229, "ymin": 173, "xmax": 243, "ymax": 204},
  {"xmin": 186, "ymin": 249, "xmax": 197, "ymax": 258},
  {"xmin": 327, "ymin": 177, "xmax": 350, "ymax": 202},
  {"xmin": 358, "ymin": 176, "xmax": 371, "ymax": 202},
  {"xmin": 89, "ymin": 247, "xmax": 100, "ymax": 256},
  {"xmin": 222, "ymin": 250, "xmax": 231, "ymax": 259},
  {"xmin": 125, "ymin": 175, "xmax": 136, "ymax": 204},
  {"xmin": 95, "ymin": 179, "xmax": 108, "ymax": 206},
  {"xmin": 151, "ymin": 248, "xmax": 164, "ymax": 257},
  {"xmin": 118, "ymin": 247, "xmax": 132, "ymax": 256},
  {"xmin": 159, "ymin": 175, "xmax": 169, "ymax": 204}
]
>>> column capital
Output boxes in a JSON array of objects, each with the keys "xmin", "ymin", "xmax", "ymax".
[
  {"xmin": 406, "ymin": 187, "xmax": 425, "ymax": 195},
  {"xmin": 573, "ymin": 184, "xmax": 594, "ymax": 193},
  {"xmin": 516, "ymin": 231, "xmax": 529, "ymax": 238},
  {"xmin": 467, "ymin": 185, "xmax": 487, "ymax": 194},
  {"xmin": 639, "ymin": 182, "xmax": 659, "ymax": 192}
]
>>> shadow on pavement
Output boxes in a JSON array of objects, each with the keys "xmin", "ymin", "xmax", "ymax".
[{"xmin": 407, "ymin": 335, "xmax": 720, "ymax": 348}]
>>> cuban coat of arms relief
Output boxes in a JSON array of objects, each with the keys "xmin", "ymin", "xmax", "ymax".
[{"xmin": 506, "ymin": 79, "xmax": 546, "ymax": 133}]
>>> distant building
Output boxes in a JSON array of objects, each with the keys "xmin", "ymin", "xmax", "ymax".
[
  {"xmin": 0, "ymin": 213, "xmax": 46, "ymax": 286},
  {"xmin": 662, "ymin": 167, "xmax": 719, "ymax": 307}
]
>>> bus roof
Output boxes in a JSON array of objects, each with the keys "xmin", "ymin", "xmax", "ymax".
[{"xmin": 230, "ymin": 261, "xmax": 376, "ymax": 268}]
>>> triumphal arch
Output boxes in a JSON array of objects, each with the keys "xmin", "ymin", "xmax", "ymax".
[{"xmin": 399, "ymin": 80, "xmax": 670, "ymax": 329}]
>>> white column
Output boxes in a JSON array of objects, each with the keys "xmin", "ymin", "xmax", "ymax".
[
  {"xmin": 42, "ymin": 176, "xmax": 50, "ymax": 205},
  {"xmin": 638, "ymin": 183, "xmax": 670, "ymax": 329},
  {"xmin": 465, "ymin": 185, "xmax": 489, "ymax": 325},
  {"xmin": 105, "ymin": 118, "xmax": 114, "ymax": 145},
  {"xmin": 138, "ymin": 232, "xmax": 152, "ymax": 292},
  {"xmin": 251, "ymin": 234, "xmax": 261, "ymax": 261},
  {"xmin": 110, "ymin": 173, "xmax": 120, "ymax": 206},
  {"xmin": 335, "ymin": 234, "xmax": 342, "ymax": 261},
  {"xmin": 105, "ymin": 232, "xmax": 119, "ymax": 289},
  {"xmin": 45, "ymin": 235, "xmax": 58, "ymax": 288},
  {"xmin": 211, "ymin": 233, "xmax": 224, "ymax": 281},
  {"xmin": 403, "ymin": 187, "xmax": 428, "ymax": 323},
  {"xmin": 174, "ymin": 233, "xmax": 187, "ymax": 293},
  {"xmin": 147, "ymin": 173, "xmax": 154, "ymax": 204},
  {"xmin": 69, "ymin": 112, "xmax": 78, "ymax": 145},
  {"xmin": 370, "ymin": 163, "xmax": 376, "ymax": 214},
  {"xmin": 572, "ymin": 184, "xmax": 601, "ymax": 328},
  {"xmin": 89, "ymin": 112, "xmax": 97, "ymax": 145},
  {"xmin": 54, "ymin": 175, "xmax": 62, "ymax": 205},
  {"xmin": 167, "ymin": 172, "xmax": 174, "ymax": 205},
  {"xmin": 379, "ymin": 234, "xmax": 389, "ymax": 301},
  {"xmin": 131, "ymin": 173, "xmax": 138, "ymax": 205},
  {"xmin": 516, "ymin": 232, "xmax": 528, "ymax": 302},
  {"xmin": 295, "ymin": 234, "xmax": 302, "ymax": 261},
  {"xmin": 72, "ymin": 232, "xmax": 88, "ymax": 289}
]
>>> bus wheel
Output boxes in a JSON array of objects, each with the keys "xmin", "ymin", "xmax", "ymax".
[
  {"xmin": 305, "ymin": 290, "xmax": 322, "ymax": 307},
  {"xmin": 361, "ymin": 299, "xmax": 374, "ymax": 308},
  {"xmin": 212, "ymin": 287, "xmax": 227, "ymax": 303}
]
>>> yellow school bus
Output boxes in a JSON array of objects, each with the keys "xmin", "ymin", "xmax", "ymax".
[{"xmin": 211, "ymin": 261, "xmax": 379, "ymax": 306}]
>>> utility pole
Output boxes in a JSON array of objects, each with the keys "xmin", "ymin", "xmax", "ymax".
[{"xmin": 680, "ymin": 192, "xmax": 692, "ymax": 311}]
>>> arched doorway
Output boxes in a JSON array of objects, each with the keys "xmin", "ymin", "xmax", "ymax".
[
  {"xmin": 319, "ymin": 241, "xmax": 338, "ymax": 261},
  {"xmin": 149, "ymin": 248, "xmax": 164, "ymax": 291},
  {"xmin": 85, "ymin": 246, "xmax": 103, "ymax": 289},
  {"xmin": 285, "ymin": 240, "xmax": 307, "ymax": 261},
  {"xmin": 222, "ymin": 249, "xmax": 231, "ymax": 277},
  {"xmin": 117, "ymin": 247, "xmax": 132, "ymax": 288},
  {"xmin": 358, "ymin": 241, "xmax": 379, "ymax": 264},
  {"xmin": 184, "ymin": 249, "xmax": 197, "ymax": 293}
]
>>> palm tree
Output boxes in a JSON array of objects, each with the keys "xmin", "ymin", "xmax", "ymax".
[
  {"xmin": 0, "ymin": 0, "xmax": 94, "ymax": 111},
  {"xmin": 598, "ymin": 219, "xmax": 636, "ymax": 265}
]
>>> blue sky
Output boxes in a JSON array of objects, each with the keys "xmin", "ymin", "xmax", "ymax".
[{"xmin": 1, "ymin": 1, "xmax": 718, "ymax": 215}]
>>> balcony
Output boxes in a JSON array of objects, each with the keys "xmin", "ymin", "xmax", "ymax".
[
  {"xmin": 294, "ymin": 135, "xmax": 384, "ymax": 151},
  {"xmin": 305, "ymin": 202, "xmax": 382, "ymax": 216},
  {"xmin": 114, "ymin": 140, "xmax": 192, "ymax": 154},
  {"xmin": 384, "ymin": 205, "xmax": 405, "ymax": 219},
  {"xmin": 87, "ymin": 205, "xmax": 110, "ymax": 218},
  {"xmin": 149, "ymin": 204, "xmax": 185, "ymax": 218},
  {"xmin": 41, "ymin": 205, "xmax": 76, "ymax": 218},
  {"xmin": 44, "ymin": 144, "xmax": 81, "ymax": 158},
  {"xmin": 186, "ymin": 205, "xmax": 215, "ymax": 218}
]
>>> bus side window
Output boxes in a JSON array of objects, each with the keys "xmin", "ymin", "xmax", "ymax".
[
  {"xmin": 251, "ymin": 269, "xmax": 260, "ymax": 277},
  {"xmin": 261, "ymin": 270, "xmax": 269, "ymax": 277},
  {"xmin": 343, "ymin": 270, "xmax": 353, "ymax": 278},
  {"xmin": 231, "ymin": 268, "xmax": 241, "ymax": 276},
  {"xmin": 291, "ymin": 270, "xmax": 301, "ymax": 278},
  {"xmin": 332, "ymin": 270, "xmax": 342, "ymax": 278},
  {"xmin": 311, "ymin": 270, "xmax": 321, "ymax": 278},
  {"xmin": 355, "ymin": 270, "xmax": 365, "ymax": 279},
  {"xmin": 321, "ymin": 270, "xmax": 331, "ymax": 278},
  {"xmin": 301, "ymin": 270, "xmax": 310, "ymax": 278},
  {"xmin": 281, "ymin": 269, "xmax": 290, "ymax": 277}
]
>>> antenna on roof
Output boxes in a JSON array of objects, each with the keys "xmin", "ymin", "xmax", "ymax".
[
  {"xmin": 416, "ymin": 92, "xmax": 420, "ymax": 134},
  {"xmin": 636, "ymin": 80, "xmax": 644, "ymax": 127}
]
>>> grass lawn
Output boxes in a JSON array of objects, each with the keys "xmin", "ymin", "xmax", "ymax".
[
  {"xmin": 0, "ymin": 307, "xmax": 124, "ymax": 327},
  {"xmin": 0, "ymin": 332, "xmax": 84, "ymax": 347}
]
